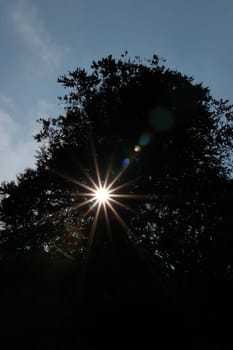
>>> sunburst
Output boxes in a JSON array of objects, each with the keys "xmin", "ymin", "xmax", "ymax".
[{"xmin": 52, "ymin": 144, "xmax": 146, "ymax": 250}]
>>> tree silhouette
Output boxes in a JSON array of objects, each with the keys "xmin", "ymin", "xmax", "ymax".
[{"xmin": 1, "ymin": 53, "xmax": 233, "ymax": 348}]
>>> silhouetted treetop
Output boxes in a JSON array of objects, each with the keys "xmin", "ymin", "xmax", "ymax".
[
  {"xmin": 1, "ymin": 53, "xmax": 233, "ymax": 281},
  {"xmin": 35, "ymin": 53, "xmax": 233, "ymax": 179}
]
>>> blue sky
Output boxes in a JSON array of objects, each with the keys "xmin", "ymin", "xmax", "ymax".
[{"xmin": 0, "ymin": 0, "xmax": 233, "ymax": 183}]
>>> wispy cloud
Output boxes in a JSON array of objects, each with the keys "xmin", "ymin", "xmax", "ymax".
[
  {"xmin": 0, "ymin": 108, "xmax": 37, "ymax": 183},
  {"xmin": 0, "ymin": 96, "xmax": 59, "ymax": 183},
  {"xmin": 0, "ymin": 93, "xmax": 13, "ymax": 109},
  {"xmin": 10, "ymin": 0, "xmax": 67, "ymax": 70},
  {"xmin": 0, "ymin": 110, "xmax": 17, "ymax": 148}
]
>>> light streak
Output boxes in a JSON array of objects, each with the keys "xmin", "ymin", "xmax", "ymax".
[{"xmin": 52, "ymin": 144, "xmax": 148, "ymax": 251}]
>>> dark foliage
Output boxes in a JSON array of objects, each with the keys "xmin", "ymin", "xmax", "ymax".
[{"xmin": 1, "ymin": 53, "xmax": 233, "ymax": 348}]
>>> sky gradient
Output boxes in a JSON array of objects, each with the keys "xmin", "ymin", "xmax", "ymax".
[{"xmin": 0, "ymin": 0, "xmax": 233, "ymax": 183}]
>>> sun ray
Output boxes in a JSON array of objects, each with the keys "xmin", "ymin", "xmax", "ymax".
[
  {"xmin": 88, "ymin": 202, "xmax": 101, "ymax": 249},
  {"xmin": 103, "ymin": 160, "xmax": 113, "ymax": 189},
  {"xmin": 108, "ymin": 197, "xmax": 135, "ymax": 213},
  {"xmin": 80, "ymin": 165, "xmax": 99, "ymax": 191},
  {"xmin": 110, "ymin": 193, "xmax": 148, "ymax": 199},
  {"xmin": 103, "ymin": 201, "xmax": 112, "ymax": 241},
  {"xmin": 73, "ymin": 192, "xmax": 98, "ymax": 197},
  {"xmin": 68, "ymin": 178, "xmax": 96, "ymax": 193},
  {"xmin": 108, "ymin": 177, "xmax": 140, "ymax": 194},
  {"xmin": 72, "ymin": 197, "xmax": 96, "ymax": 210},
  {"xmin": 107, "ymin": 200, "xmax": 129, "ymax": 232},
  {"xmin": 52, "ymin": 142, "xmax": 147, "ymax": 252},
  {"xmin": 83, "ymin": 200, "xmax": 99, "ymax": 218},
  {"xmin": 106, "ymin": 167, "xmax": 126, "ymax": 191},
  {"xmin": 91, "ymin": 140, "xmax": 102, "ymax": 188},
  {"xmin": 51, "ymin": 168, "xmax": 96, "ymax": 193},
  {"xmin": 58, "ymin": 164, "xmax": 145, "ymax": 247}
]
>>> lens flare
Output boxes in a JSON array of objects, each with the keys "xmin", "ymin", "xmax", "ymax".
[
  {"xmin": 94, "ymin": 186, "xmax": 110, "ymax": 203},
  {"xmin": 139, "ymin": 132, "xmax": 152, "ymax": 146},
  {"xmin": 52, "ymin": 142, "xmax": 148, "ymax": 252},
  {"xmin": 121, "ymin": 158, "xmax": 130, "ymax": 168},
  {"xmin": 134, "ymin": 145, "xmax": 141, "ymax": 153}
]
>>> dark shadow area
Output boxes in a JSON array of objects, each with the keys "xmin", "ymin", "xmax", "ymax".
[{"xmin": 1, "ymin": 53, "xmax": 233, "ymax": 349}]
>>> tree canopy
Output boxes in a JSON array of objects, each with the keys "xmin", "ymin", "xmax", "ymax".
[{"xmin": 1, "ymin": 53, "xmax": 233, "ymax": 348}]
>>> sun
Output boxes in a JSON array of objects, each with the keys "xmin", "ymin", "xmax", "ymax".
[
  {"xmin": 52, "ymin": 142, "xmax": 146, "ymax": 250},
  {"xmin": 94, "ymin": 186, "xmax": 110, "ymax": 204}
]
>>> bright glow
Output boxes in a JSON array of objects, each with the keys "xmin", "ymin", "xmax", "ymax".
[
  {"xmin": 94, "ymin": 186, "xmax": 110, "ymax": 203},
  {"xmin": 54, "ymin": 142, "xmax": 147, "ymax": 251},
  {"xmin": 134, "ymin": 145, "xmax": 141, "ymax": 153}
]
